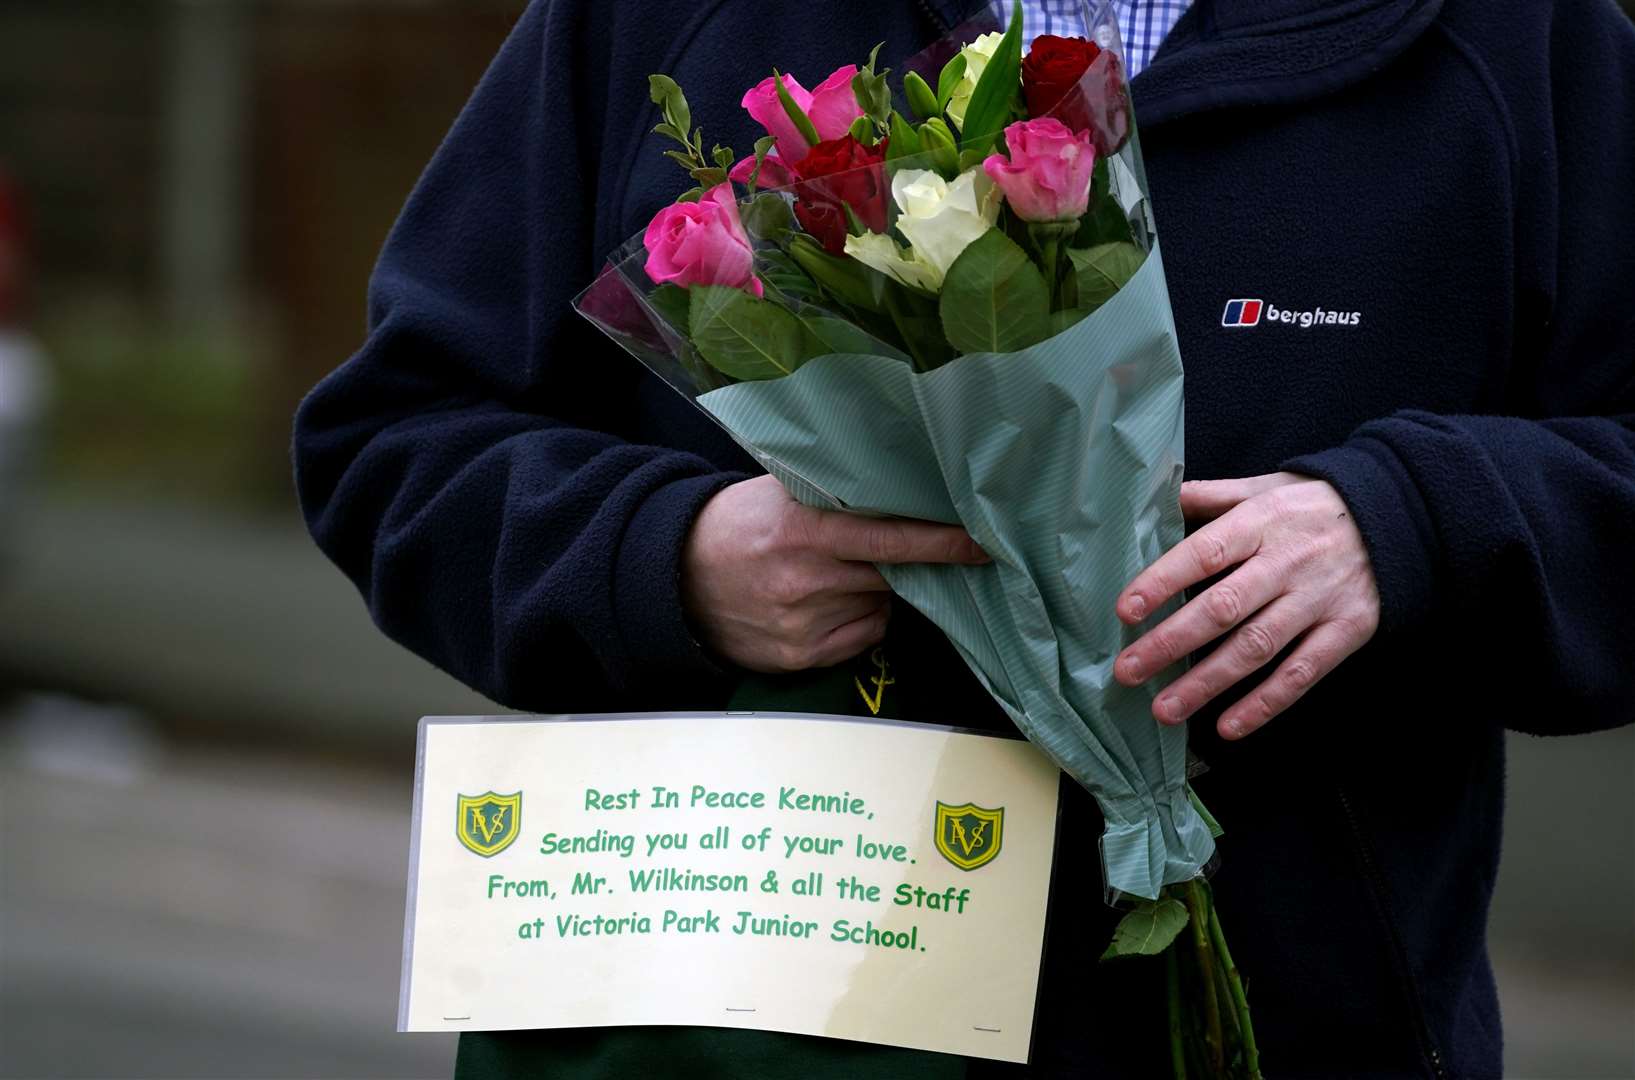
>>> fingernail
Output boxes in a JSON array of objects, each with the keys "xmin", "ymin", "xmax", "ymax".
[
  {"xmin": 1221, "ymin": 718, "xmax": 1243, "ymax": 739},
  {"xmin": 1158, "ymin": 696, "xmax": 1185, "ymax": 723},
  {"xmin": 1120, "ymin": 654, "xmax": 1143, "ymax": 681},
  {"xmin": 1127, "ymin": 595, "xmax": 1147, "ymax": 620}
]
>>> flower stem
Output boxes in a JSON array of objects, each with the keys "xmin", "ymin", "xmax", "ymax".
[
  {"xmin": 1208, "ymin": 899, "xmax": 1263, "ymax": 1080},
  {"xmin": 1184, "ymin": 879, "xmax": 1225, "ymax": 1076},
  {"xmin": 882, "ymin": 284, "xmax": 936, "ymax": 372},
  {"xmin": 1166, "ymin": 945, "xmax": 1188, "ymax": 1080},
  {"xmin": 1041, "ymin": 234, "xmax": 1061, "ymax": 309}
]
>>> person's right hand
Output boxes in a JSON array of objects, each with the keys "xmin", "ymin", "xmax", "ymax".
[{"xmin": 681, "ymin": 475, "xmax": 989, "ymax": 673}]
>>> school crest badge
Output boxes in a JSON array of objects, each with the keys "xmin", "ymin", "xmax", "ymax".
[
  {"xmin": 934, "ymin": 801, "xmax": 1003, "ymax": 871},
  {"xmin": 457, "ymin": 791, "xmax": 521, "ymax": 857}
]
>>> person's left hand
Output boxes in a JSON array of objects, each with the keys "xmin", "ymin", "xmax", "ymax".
[{"xmin": 1113, "ymin": 473, "xmax": 1381, "ymax": 740}]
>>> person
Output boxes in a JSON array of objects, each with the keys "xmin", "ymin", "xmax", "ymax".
[{"xmin": 292, "ymin": 0, "xmax": 1635, "ymax": 1075}]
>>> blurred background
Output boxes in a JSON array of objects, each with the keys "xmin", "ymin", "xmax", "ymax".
[{"xmin": 0, "ymin": 1, "xmax": 1631, "ymax": 1077}]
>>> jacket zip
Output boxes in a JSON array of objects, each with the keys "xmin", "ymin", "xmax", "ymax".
[
  {"xmin": 915, "ymin": 0, "xmax": 951, "ymax": 35},
  {"xmin": 1336, "ymin": 786, "xmax": 1451, "ymax": 1080}
]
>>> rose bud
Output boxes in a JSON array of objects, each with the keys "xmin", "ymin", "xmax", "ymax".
[
  {"xmin": 790, "ymin": 134, "xmax": 890, "ymax": 255},
  {"xmin": 983, "ymin": 118, "xmax": 1097, "ymax": 223},
  {"xmin": 1022, "ymin": 35, "xmax": 1130, "ymax": 157},
  {"xmin": 642, "ymin": 184, "xmax": 764, "ymax": 297}
]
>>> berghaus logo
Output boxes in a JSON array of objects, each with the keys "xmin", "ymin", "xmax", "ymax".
[{"xmin": 1222, "ymin": 299, "xmax": 1362, "ymax": 329}]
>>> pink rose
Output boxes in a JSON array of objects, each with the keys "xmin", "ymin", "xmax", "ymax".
[
  {"xmin": 982, "ymin": 118, "xmax": 1097, "ymax": 223},
  {"xmin": 642, "ymin": 184, "xmax": 763, "ymax": 297},
  {"xmin": 741, "ymin": 66, "xmax": 862, "ymax": 164},
  {"xmin": 805, "ymin": 66, "xmax": 864, "ymax": 142},
  {"xmin": 728, "ymin": 149, "xmax": 797, "ymax": 191}
]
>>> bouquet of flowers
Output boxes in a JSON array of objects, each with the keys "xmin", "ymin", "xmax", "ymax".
[{"xmin": 577, "ymin": 3, "xmax": 1261, "ymax": 1075}]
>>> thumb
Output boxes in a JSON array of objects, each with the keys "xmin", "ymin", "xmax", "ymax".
[{"xmin": 815, "ymin": 512, "xmax": 990, "ymax": 565}]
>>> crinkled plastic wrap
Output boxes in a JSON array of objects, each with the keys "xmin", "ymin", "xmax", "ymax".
[{"xmin": 575, "ymin": 1, "xmax": 1215, "ymax": 902}]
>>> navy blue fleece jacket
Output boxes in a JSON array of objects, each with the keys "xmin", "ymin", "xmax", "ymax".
[{"xmin": 294, "ymin": 0, "xmax": 1635, "ymax": 1075}]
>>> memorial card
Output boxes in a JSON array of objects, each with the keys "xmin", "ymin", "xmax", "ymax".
[{"xmin": 399, "ymin": 712, "xmax": 1061, "ymax": 1062}]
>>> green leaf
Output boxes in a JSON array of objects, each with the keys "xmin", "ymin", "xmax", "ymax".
[
  {"xmin": 851, "ymin": 43, "xmax": 894, "ymax": 129},
  {"xmin": 757, "ymin": 248, "xmax": 825, "ymax": 305},
  {"xmin": 848, "ymin": 115, "xmax": 875, "ymax": 145},
  {"xmin": 648, "ymin": 284, "xmax": 691, "ymax": 332},
  {"xmin": 775, "ymin": 72, "xmax": 822, "ymax": 148},
  {"xmin": 712, "ymin": 144, "xmax": 735, "ymax": 171},
  {"xmin": 939, "ymin": 229, "xmax": 1051, "ymax": 354},
  {"xmin": 689, "ymin": 167, "xmax": 728, "ymax": 187},
  {"xmin": 740, "ymin": 193, "xmax": 796, "ymax": 245},
  {"xmin": 1092, "ymin": 154, "xmax": 1111, "ymax": 204},
  {"xmin": 663, "ymin": 149, "xmax": 696, "ymax": 170},
  {"xmin": 1075, "ymin": 158, "xmax": 1133, "ymax": 247},
  {"xmin": 1050, "ymin": 306, "xmax": 1090, "ymax": 336},
  {"xmin": 1066, "ymin": 242, "xmax": 1146, "ymax": 313},
  {"xmin": 745, "ymin": 135, "xmax": 778, "ymax": 194},
  {"xmin": 1100, "ymin": 898, "xmax": 1190, "ymax": 961},
  {"xmin": 886, "ymin": 112, "xmax": 923, "ymax": 168},
  {"xmin": 688, "ymin": 285, "xmax": 809, "ymax": 381},
  {"xmin": 935, "ymin": 52, "xmax": 967, "ymax": 111},
  {"xmin": 882, "ymin": 280, "xmax": 952, "ymax": 370},
  {"xmin": 903, "ymin": 70, "xmax": 941, "ymax": 121},
  {"xmin": 788, "ymin": 234, "xmax": 886, "ymax": 313},
  {"xmin": 799, "ymin": 314, "xmax": 907, "ymax": 363},
  {"xmin": 842, "ymin": 201, "xmax": 869, "ymax": 238},
  {"xmin": 1189, "ymin": 785, "xmax": 1225, "ymax": 840},
  {"xmin": 647, "ymin": 75, "xmax": 691, "ymax": 139},
  {"xmin": 675, "ymin": 186, "xmax": 704, "ymax": 204},
  {"xmin": 958, "ymin": 0, "xmax": 1025, "ymax": 155}
]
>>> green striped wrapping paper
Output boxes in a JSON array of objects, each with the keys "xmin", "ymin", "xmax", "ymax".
[{"xmin": 698, "ymin": 242, "xmax": 1216, "ymax": 901}]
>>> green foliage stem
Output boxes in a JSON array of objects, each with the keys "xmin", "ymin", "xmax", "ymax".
[
  {"xmin": 1184, "ymin": 880, "xmax": 1226, "ymax": 1077},
  {"xmin": 1167, "ymin": 948, "xmax": 1188, "ymax": 1080},
  {"xmin": 1209, "ymin": 899, "xmax": 1263, "ymax": 1079}
]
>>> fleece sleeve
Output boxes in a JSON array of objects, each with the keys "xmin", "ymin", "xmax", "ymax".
[
  {"xmin": 1282, "ymin": 0, "xmax": 1635, "ymax": 735},
  {"xmin": 292, "ymin": 0, "xmax": 748, "ymax": 711}
]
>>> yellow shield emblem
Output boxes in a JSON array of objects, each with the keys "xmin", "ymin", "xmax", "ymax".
[
  {"xmin": 457, "ymin": 791, "xmax": 522, "ymax": 857},
  {"xmin": 934, "ymin": 801, "xmax": 1004, "ymax": 871}
]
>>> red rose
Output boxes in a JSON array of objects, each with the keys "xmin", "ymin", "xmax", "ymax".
[
  {"xmin": 790, "ymin": 134, "xmax": 890, "ymax": 256},
  {"xmin": 1022, "ymin": 35, "xmax": 1130, "ymax": 158}
]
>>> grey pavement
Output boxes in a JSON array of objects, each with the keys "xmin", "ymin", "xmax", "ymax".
[
  {"xmin": 0, "ymin": 702, "xmax": 455, "ymax": 1079},
  {"xmin": 0, "ymin": 494, "xmax": 502, "ymax": 752}
]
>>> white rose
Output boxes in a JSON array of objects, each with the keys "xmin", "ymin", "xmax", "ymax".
[
  {"xmin": 891, "ymin": 168, "xmax": 1001, "ymax": 284},
  {"xmin": 945, "ymin": 32, "xmax": 1006, "ymax": 131},
  {"xmin": 844, "ymin": 167, "xmax": 999, "ymax": 292},
  {"xmin": 843, "ymin": 231, "xmax": 943, "ymax": 294}
]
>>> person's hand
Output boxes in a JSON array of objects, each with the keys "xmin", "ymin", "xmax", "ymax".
[
  {"xmin": 682, "ymin": 475, "xmax": 989, "ymax": 673},
  {"xmin": 1114, "ymin": 473, "xmax": 1380, "ymax": 740}
]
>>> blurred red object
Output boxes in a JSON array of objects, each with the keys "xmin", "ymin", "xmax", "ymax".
[{"xmin": 0, "ymin": 167, "xmax": 28, "ymax": 327}]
